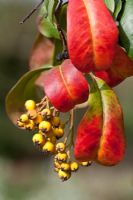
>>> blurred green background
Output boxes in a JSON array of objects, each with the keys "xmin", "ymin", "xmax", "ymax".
[{"xmin": 0, "ymin": 1, "xmax": 133, "ymax": 200}]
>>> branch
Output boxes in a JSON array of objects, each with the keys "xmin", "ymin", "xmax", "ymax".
[{"xmin": 19, "ymin": 0, "xmax": 44, "ymax": 24}]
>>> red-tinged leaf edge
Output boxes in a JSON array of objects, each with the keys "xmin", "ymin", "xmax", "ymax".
[{"xmin": 74, "ymin": 75, "xmax": 125, "ymax": 166}]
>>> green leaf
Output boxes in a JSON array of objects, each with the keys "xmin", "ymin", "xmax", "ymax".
[
  {"xmin": 38, "ymin": 0, "xmax": 59, "ymax": 39},
  {"xmin": 119, "ymin": 0, "xmax": 133, "ymax": 59},
  {"xmin": 104, "ymin": 0, "xmax": 115, "ymax": 13},
  {"xmin": 6, "ymin": 66, "xmax": 51, "ymax": 125},
  {"xmin": 74, "ymin": 75, "xmax": 125, "ymax": 165},
  {"xmin": 58, "ymin": 3, "xmax": 67, "ymax": 31},
  {"xmin": 114, "ymin": 0, "xmax": 122, "ymax": 19},
  {"xmin": 52, "ymin": 39, "xmax": 63, "ymax": 66}
]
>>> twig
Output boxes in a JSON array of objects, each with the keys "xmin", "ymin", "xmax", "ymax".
[
  {"xmin": 64, "ymin": 109, "xmax": 74, "ymax": 148},
  {"xmin": 75, "ymin": 101, "xmax": 88, "ymax": 109},
  {"xmin": 19, "ymin": 0, "xmax": 44, "ymax": 24}
]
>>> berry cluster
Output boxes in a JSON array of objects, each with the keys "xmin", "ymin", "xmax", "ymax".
[
  {"xmin": 54, "ymin": 142, "xmax": 92, "ymax": 181},
  {"xmin": 17, "ymin": 98, "xmax": 92, "ymax": 181}
]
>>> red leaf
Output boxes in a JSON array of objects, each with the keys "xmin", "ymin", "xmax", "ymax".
[
  {"xmin": 95, "ymin": 46, "xmax": 133, "ymax": 87},
  {"xmin": 74, "ymin": 76, "xmax": 125, "ymax": 166},
  {"xmin": 43, "ymin": 59, "xmax": 89, "ymax": 112},
  {"xmin": 67, "ymin": 0, "xmax": 118, "ymax": 72},
  {"xmin": 29, "ymin": 33, "xmax": 54, "ymax": 70}
]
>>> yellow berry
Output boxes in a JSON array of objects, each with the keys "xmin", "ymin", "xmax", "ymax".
[
  {"xmin": 54, "ymin": 162, "xmax": 61, "ymax": 169},
  {"xmin": 51, "ymin": 117, "xmax": 60, "ymax": 127},
  {"xmin": 19, "ymin": 114, "xmax": 29, "ymax": 123},
  {"xmin": 39, "ymin": 121, "xmax": 51, "ymax": 132},
  {"xmin": 25, "ymin": 100, "xmax": 36, "ymax": 111},
  {"xmin": 28, "ymin": 109, "xmax": 38, "ymax": 119},
  {"xmin": 17, "ymin": 120, "xmax": 25, "ymax": 128},
  {"xmin": 70, "ymin": 162, "xmax": 79, "ymax": 172},
  {"xmin": 56, "ymin": 143, "xmax": 66, "ymax": 152},
  {"xmin": 58, "ymin": 170, "xmax": 71, "ymax": 181},
  {"xmin": 42, "ymin": 141, "xmax": 55, "ymax": 153},
  {"xmin": 54, "ymin": 154, "xmax": 58, "ymax": 162},
  {"xmin": 57, "ymin": 153, "xmax": 67, "ymax": 162},
  {"xmin": 61, "ymin": 163, "xmax": 70, "ymax": 171},
  {"xmin": 54, "ymin": 167, "xmax": 59, "ymax": 172},
  {"xmin": 34, "ymin": 115, "xmax": 43, "ymax": 125},
  {"xmin": 80, "ymin": 161, "xmax": 92, "ymax": 167},
  {"xmin": 41, "ymin": 108, "xmax": 51, "ymax": 119},
  {"xmin": 25, "ymin": 120, "xmax": 35, "ymax": 130},
  {"xmin": 53, "ymin": 128, "xmax": 64, "ymax": 139},
  {"xmin": 32, "ymin": 133, "xmax": 45, "ymax": 146}
]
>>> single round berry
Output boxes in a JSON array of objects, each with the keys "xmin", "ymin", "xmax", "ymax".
[
  {"xmin": 39, "ymin": 121, "xmax": 51, "ymax": 132},
  {"xmin": 34, "ymin": 115, "xmax": 43, "ymax": 125},
  {"xmin": 51, "ymin": 117, "xmax": 60, "ymax": 127},
  {"xmin": 60, "ymin": 163, "xmax": 70, "ymax": 171},
  {"xmin": 17, "ymin": 121, "xmax": 25, "ymax": 128},
  {"xmin": 42, "ymin": 141, "xmax": 55, "ymax": 153},
  {"xmin": 54, "ymin": 162, "xmax": 61, "ymax": 170},
  {"xmin": 41, "ymin": 108, "xmax": 52, "ymax": 119},
  {"xmin": 53, "ymin": 128, "xmax": 64, "ymax": 139},
  {"xmin": 32, "ymin": 133, "xmax": 45, "ymax": 146},
  {"xmin": 28, "ymin": 109, "xmax": 38, "ymax": 119},
  {"xmin": 25, "ymin": 100, "xmax": 36, "ymax": 111},
  {"xmin": 57, "ymin": 153, "xmax": 67, "ymax": 162},
  {"xmin": 70, "ymin": 162, "xmax": 79, "ymax": 172},
  {"xmin": 25, "ymin": 120, "xmax": 35, "ymax": 130},
  {"xmin": 80, "ymin": 161, "xmax": 92, "ymax": 167},
  {"xmin": 54, "ymin": 154, "xmax": 58, "ymax": 162},
  {"xmin": 19, "ymin": 114, "xmax": 29, "ymax": 123},
  {"xmin": 56, "ymin": 143, "xmax": 66, "ymax": 152},
  {"xmin": 58, "ymin": 169, "xmax": 71, "ymax": 181},
  {"xmin": 54, "ymin": 167, "xmax": 59, "ymax": 173}
]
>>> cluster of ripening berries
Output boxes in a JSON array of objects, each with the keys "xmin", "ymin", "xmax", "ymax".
[
  {"xmin": 54, "ymin": 142, "xmax": 92, "ymax": 181},
  {"xmin": 17, "ymin": 99, "xmax": 92, "ymax": 181}
]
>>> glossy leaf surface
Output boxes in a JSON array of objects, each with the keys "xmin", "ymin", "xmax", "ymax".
[
  {"xmin": 104, "ymin": 0, "xmax": 115, "ymax": 13},
  {"xmin": 38, "ymin": 0, "xmax": 67, "ymax": 39},
  {"xmin": 114, "ymin": 0, "xmax": 122, "ymax": 20},
  {"xmin": 119, "ymin": 0, "xmax": 133, "ymax": 59},
  {"xmin": 38, "ymin": 0, "xmax": 59, "ymax": 39},
  {"xmin": 6, "ymin": 67, "xmax": 51, "ymax": 125},
  {"xmin": 94, "ymin": 46, "xmax": 133, "ymax": 87},
  {"xmin": 43, "ymin": 60, "xmax": 89, "ymax": 112},
  {"xmin": 67, "ymin": 0, "xmax": 118, "ymax": 72},
  {"xmin": 74, "ymin": 76, "xmax": 125, "ymax": 166}
]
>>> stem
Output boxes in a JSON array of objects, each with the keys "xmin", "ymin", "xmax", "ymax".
[
  {"xmin": 53, "ymin": 109, "xmax": 60, "ymax": 117},
  {"xmin": 64, "ymin": 113, "xmax": 71, "ymax": 125},
  {"xmin": 19, "ymin": 0, "xmax": 44, "ymax": 24},
  {"xmin": 75, "ymin": 101, "xmax": 88, "ymax": 109},
  {"xmin": 64, "ymin": 109, "xmax": 74, "ymax": 148},
  {"xmin": 45, "ymin": 96, "xmax": 50, "ymax": 109}
]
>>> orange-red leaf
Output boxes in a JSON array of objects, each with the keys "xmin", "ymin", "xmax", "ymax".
[
  {"xmin": 67, "ymin": 0, "xmax": 118, "ymax": 72},
  {"xmin": 43, "ymin": 60, "xmax": 89, "ymax": 112},
  {"xmin": 95, "ymin": 46, "xmax": 133, "ymax": 87},
  {"xmin": 74, "ymin": 76, "xmax": 125, "ymax": 166}
]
